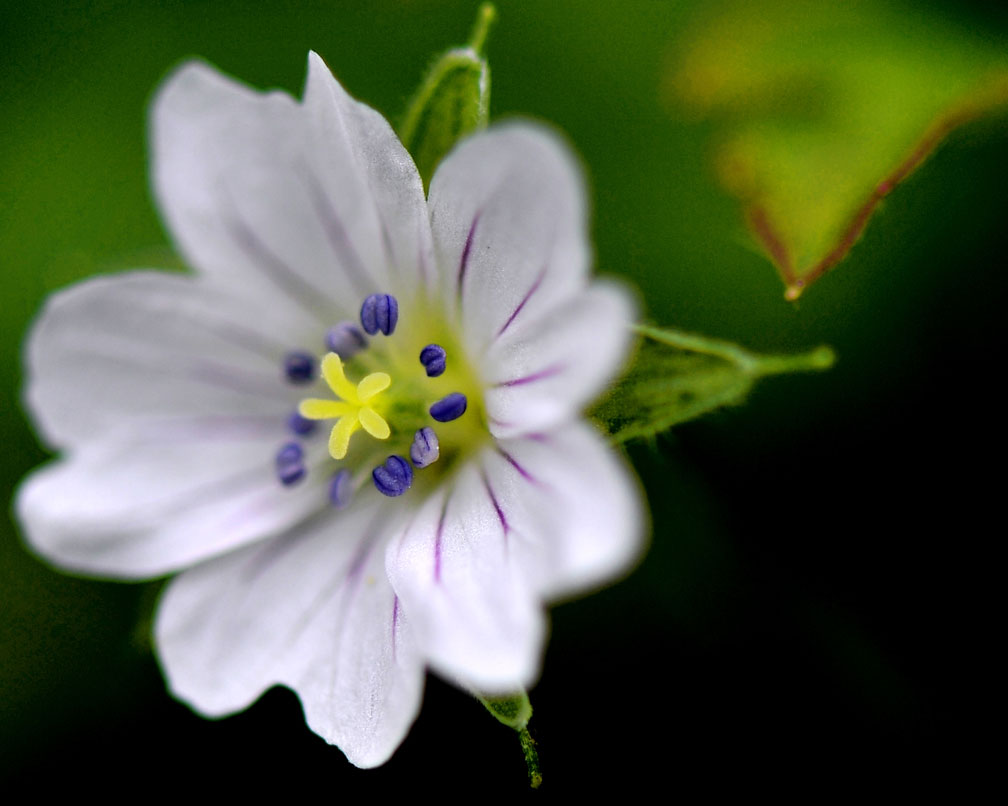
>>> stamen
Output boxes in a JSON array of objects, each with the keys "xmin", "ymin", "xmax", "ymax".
[
  {"xmin": 326, "ymin": 321, "xmax": 368, "ymax": 358},
  {"xmin": 430, "ymin": 392, "xmax": 468, "ymax": 422},
  {"xmin": 287, "ymin": 410, "xmax": 317, "ymax": 436},
  {"xmin": 286, "ymin": 413, "xmax": 316, "ymax": 437},
  {"xmin": 373, "ymin": 455, "xmax": 413, "ymax": 497},
  {"xmin": 283, "ymin": 351, "xmax": 316, "ymax": 384},
  {"xmin": 275, "ymin": 442, "xmax": 306, "ymax": 486},
  {"xmin": 410, "ymin": 427, "xmax": 440, "ymax": 468},
  {"xmin": 419, "ymin": 344, "xmax": 447, "ymax": 377},
  {"xmin": 360, "ymin": 293, "xmax": 399, "ymax": 336},
  {"xmin": 329, "ymin": 468, "xmax": 353, "ymax": 509}
]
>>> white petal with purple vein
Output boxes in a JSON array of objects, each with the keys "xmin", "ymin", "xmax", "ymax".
[
  {"xmin": 428, "ymin": 123, "xmax": 589, "ymax": 352},
  {"xmin": 302, "ymin": 53, "xmax": 434, "ymax": 298},
  {"xmin": 385, "ymin": 469, "xmax": 544, "ymax": 691},
  {"xmin": 156, "ymin": 500, "xmax": 424, "ymax": 768},
  {"xmin": 24, "ymin": 272, "xmax": 294, "ymax": 450},
  {"xmin": 484, "ymin": 423, "xmax": 645, "ymax": 600},
  {"xmin": 484, "ymin": 282, "xmax": 636, "ymax": 438},
  {"xmin": 17, "ymin": 432, "xmax": 330, "ymax": 578},
  {"xmin": 152, "ymin": 53, "xmax": 431, "ymax": 334}
]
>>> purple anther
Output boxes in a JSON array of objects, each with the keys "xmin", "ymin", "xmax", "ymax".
[
  {"xmin": 287, "ymin": 410, "xmax": 317, "ymax": 436},
  {"xmin": 275, "ymin": 442, "xmax": 305, "ymax": 486},
  {"xmin": 325, "ymin": 321, "xmax": 369, "ymax": 358},
  {"xmin": 328, "ymin": 468, "xmax": 353, "ymax": 509},
  {"xmin": 372, "ymin": 455, "xmax": 413, "ymax": 497},
  {"xmin": 419, "ymin": 343, "xmax": 447, "ymax": 377},
  {"xmin": 360, "ymin": 293, "xmax": 399, "ymax": 336},
  {"xmin": 410, "ymin": 426, "xmax": 440, "ymax": 468},
  {"xmin": 283, "ymin": 351, "xmax": 316, "ymax": 384},
  {"xmin": 429, "ymin": 392, "xmax": 467, "ymax": 422}
]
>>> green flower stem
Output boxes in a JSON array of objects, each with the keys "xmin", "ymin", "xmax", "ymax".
[
  {"xmin": 634, "ymin": 323, "xmax": 836, "ymax": 377},
  {"xmin": 477, "ymin": 690, "xmax": 542, "ymax": 789},
  {"xmin": 518, "ymin": 727, "xmax": 542, "ymax": 790}
]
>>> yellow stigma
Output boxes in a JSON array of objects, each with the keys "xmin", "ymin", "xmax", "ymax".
[{"xmin": 298, "ymin": 353, "xmax": 392, "ymax": 460}]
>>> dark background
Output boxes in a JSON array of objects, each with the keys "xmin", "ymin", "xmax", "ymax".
[{"xmin": 2, "ymin": 0, "xmax": 1004, "ymax": 794}]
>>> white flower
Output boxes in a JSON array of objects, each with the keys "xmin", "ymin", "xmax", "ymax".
[{"xmin": 16, "ymin": 53, "xmax": 643, "ymax": 767}]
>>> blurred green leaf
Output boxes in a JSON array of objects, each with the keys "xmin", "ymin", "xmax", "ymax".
[
  {"xmin": 399, "ymin": 3, "xmax": 495, "ymax": 191},
  {"xmin": 591, "ymin": 325, "xmax": 834, "ymax": 442},
  {"xmin": 669, "ymin": 0, "xmax": 1008, "ymax": 298}
]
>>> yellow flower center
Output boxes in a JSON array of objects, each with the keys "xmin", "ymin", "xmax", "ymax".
[{"xmin": 298, "ymin": 353, "xmax": 392, "ymax": 459}]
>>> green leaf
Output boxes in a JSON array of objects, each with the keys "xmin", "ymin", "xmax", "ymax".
[
  {"xmin": 591, "ymin": 325, "xmax": 834, "ymax": 443},
  {"xmin": 669, "ymin": 0, "xmax": 1008, "ymax": 298},
  {"xmin": 399, "ymin": 3, "xmax": 496, "ymax": 192}
]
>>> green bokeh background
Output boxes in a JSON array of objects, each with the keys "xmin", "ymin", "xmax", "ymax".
[{"xmin": 2, "ymin": 0, "xmax": 1004, "ymax": 793}]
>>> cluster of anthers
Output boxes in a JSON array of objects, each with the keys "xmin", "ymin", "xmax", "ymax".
[{"xmin": 275, "ymin": 292, "xmax": 476, "ymax": 506}]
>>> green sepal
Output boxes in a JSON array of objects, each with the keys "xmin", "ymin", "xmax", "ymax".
[
  {"xmin": 477, "ymin": 689, "xmax": 542, "ymax": 789},
  {"xmin": 591, "ymin": 324, "xmax": 835, "ymax": 442},
  {"xmin": 478, "ymin": 690, "xmax": 532, "ymax": 729},
  {"xmin": 399, "ymin": 3, "xmax": 496, "ymax": 192}
]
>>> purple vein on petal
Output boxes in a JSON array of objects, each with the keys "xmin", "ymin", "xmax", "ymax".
[
  {"xmin": 298, "ymin": 164, "xmax": 374, "ymax": 298},
  {"xmin": 145, "ymin": 414, "xmax": 285, "ymax": 441},
  {"xmin": 496, "ymin": 446, "xmax": 539, "ymax": 485},
  {"xmin": 480, "ymin": 469, "xmax": 510, "ymax": 542},
  {"xmin": 188, "ymin": 360, "xmax": 291, "ymax": 401},
  {"xmin": 105, "ymin": 464, "xmax": 280, "ymax": 529},
  {"xmin": 494, "ymin": 363, "xmax": 565, "ymax": 388},
  {"xmin": 346, "ymin": 540, "xmax": 374, "ymax": 584},
  {"xmin": 200, "ymin": 316, "xmax": 290, "ymax": 363},
  {"xmin": 239, "ymin": 504, "xmax": 338, "ymax": 583},
  {"xmin": 457, "ymin": 212, "xmax": 480, "ymax": 299},
  {"xmin": 221, "ymin": 194, "xmax": 333, "ymax": 325},
  {"xmin": 330, "ymin": 534, "xmax": 385, "ymax": 662},
  {"xmin": 58, "ymin": 347, "xmax": 289, "ymax": 402},
  {"xmin": 433, "ymin": 499, "xmax": 449, "ymax": 584},
  {"xmin": 495, "ymin": 265, "xmax": 547, "ymax": 339},
  {"xmin": 376, "ymin": 207, "xmax": 398, "ymax": 281},
  {"xmin": 233, "ymin": 511, "xmax": 384, "ymax": 661},
  {"xmin": 233, "ymin": 531, "xmax": 350, "ymax": 659},
  {"xmin": 391, "ymin": 595, "xmax": 400, "ymax": 661},
  {"xmin": 415, "ymin": 219, "xmax": 430, "ymax": 286}
]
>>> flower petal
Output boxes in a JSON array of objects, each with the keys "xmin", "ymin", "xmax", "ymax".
[
  {"xmin": 155, "ymin": 501, "xmax": 424, "ymax": 768},
  {"xmin": 17, "ymin": 432, "xmax": 330, "ymax": 578},
  {"xmin": 428, "ymin": 122, "xmax": 590, "ymax": 353},
  {"xmin": 23, "ymin": 271, "xmax": 294, "ymax": 451},
  {"xmin": 484, "ymin": 423, "xmax": 646, "ymax": 600},
  {"xmin": 483, "ymin": 282, "xmax": 636, "ymax": 438},
  {"xmin": 152, "ymin": 53, "xmax": 433, "ymax": 333},
  {"xmin": 385, "ymin": 468, "xmax": 544, "ymax": 692}
]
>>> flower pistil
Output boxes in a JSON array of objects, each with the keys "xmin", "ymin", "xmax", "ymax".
[
  {"xmin": 298, "ymin": 352, "xmax": 392, "ymax": 460},
  {"xmin": 288, "ymin": 293, "xmax": 480, "ymax": 501}
]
